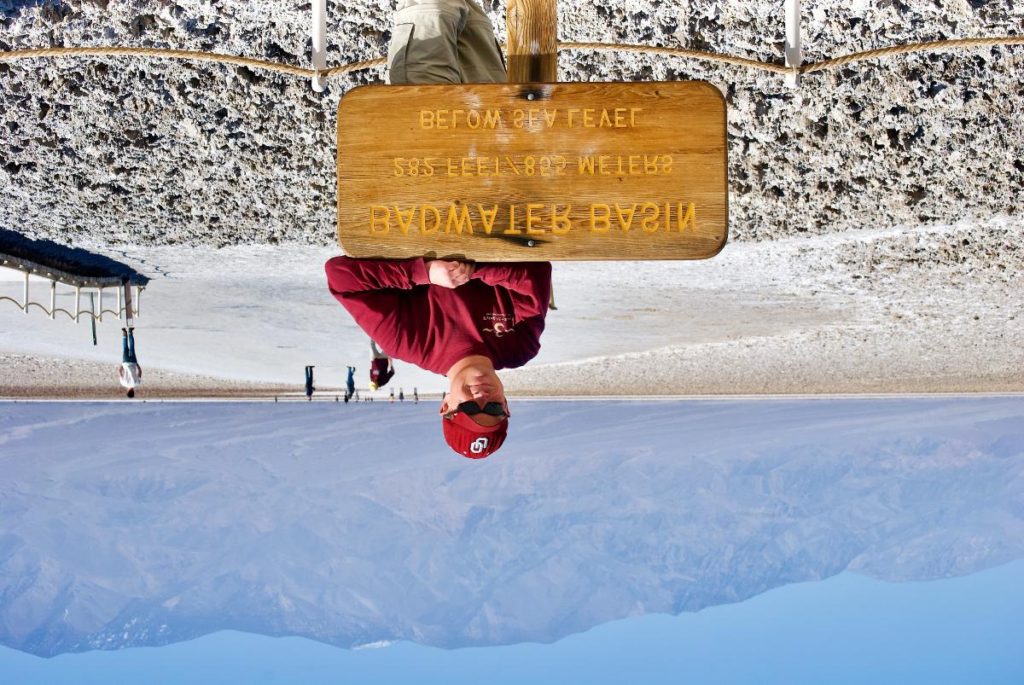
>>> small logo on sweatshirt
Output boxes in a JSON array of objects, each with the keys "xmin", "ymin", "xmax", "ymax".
[
  {"xmin": 483, "ymin": 314, "xmax": 514, "ymax": 338},
  {"xmin": 484, "ymin": 322, "xmax": 511, "ymax": 337},
  {"xmin": 470, "ymin": 438, "xmax": 490, "ymax": 455}
]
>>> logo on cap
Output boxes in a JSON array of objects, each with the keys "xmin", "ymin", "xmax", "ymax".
[{"xmin": 443, "ymin": 413, "xmax": 507, "ymax": 459}]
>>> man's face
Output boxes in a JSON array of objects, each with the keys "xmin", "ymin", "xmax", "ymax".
[{"xmin": 440, "ymin": 384, "xmax": 509, "ymax": 428}]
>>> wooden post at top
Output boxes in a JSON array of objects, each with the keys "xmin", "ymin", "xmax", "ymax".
[{"xmin": 506, "ymin": 0, "xmax": 558, "ymax": 83}]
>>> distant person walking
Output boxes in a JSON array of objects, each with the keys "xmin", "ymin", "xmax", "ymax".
[
  {"xmin": 305, "ymin": 365, "xmax": 315, "ymax": 401},
  {"xmin": 369, "ymin": 340, "xmax": 395, "ymax": 391},
  {"xmin": 118, "ymin": 327, "xmax": 142, "ymax": 398},
  {"xmin": 413, "ymin": 388, "xmax": 419, "ymax": 403},
  {"xmin": 346, "ymin": 366, "xmax": 356, "ymax": 400},
  {"xmin": 399, "ymin": 388, "xmax": 405, "ymax": 402}
]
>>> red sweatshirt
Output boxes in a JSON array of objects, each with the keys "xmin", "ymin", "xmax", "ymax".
[{"xmin": 325, "ymin": 257, "xmax": 551, "ymax": 376}]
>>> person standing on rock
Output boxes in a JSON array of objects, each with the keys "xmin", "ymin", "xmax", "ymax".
[
  {"xmin": 385, "ymin": 0, "xmax": 507, "ymax": 87},
  {"xmin": 324, "ymin": 1, "xmax": 551, "ymax": 459},
  {"xmin": 118, "ymin": 327, "xmax": 142, "ymax": 398}
]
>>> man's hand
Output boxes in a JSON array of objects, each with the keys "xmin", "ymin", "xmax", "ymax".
[{"xmin": 427, "ymin": 260, "xmax": 475, "ymax": 289}]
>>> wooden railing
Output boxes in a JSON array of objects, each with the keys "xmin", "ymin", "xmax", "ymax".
[{"xmin": 0, "ymin": 256, "xmax": 143, "ymax": 323}]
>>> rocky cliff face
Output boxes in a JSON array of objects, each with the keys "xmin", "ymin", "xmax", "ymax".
[
  {"xmin": 2, "ymin": 400, "xmax": 1022, "ymax": 656},
  {"xmin": 0, "ymin": 0, "xmax": 1021, "ymax": 247}
]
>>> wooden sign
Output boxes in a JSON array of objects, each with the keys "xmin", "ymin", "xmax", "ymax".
[{"xmin": 337, "ymin": 82, "xmax": 728, "ymax": 261}]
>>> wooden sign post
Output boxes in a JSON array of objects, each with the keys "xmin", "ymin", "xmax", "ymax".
[
  {"xmin": 336, "ymin": 1, "xmax": 728, "ymax": 262},
  {"xmin": 507, "ymin": 0, "xmax": 558, "ymax": 83}
]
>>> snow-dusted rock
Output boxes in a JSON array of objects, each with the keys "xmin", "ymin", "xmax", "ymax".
[
  {"xmin": 0, "ymin": 1, "xmax": 1021, "ymax": 246},
  {"xmin": 1, "ymin": 398, "xmax": 1021, "ymax": 656}
]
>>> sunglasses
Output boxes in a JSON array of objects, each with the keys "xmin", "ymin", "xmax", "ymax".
[{"xmin": 447, "ymin": 401, "xmax": 507, "ymax": 418}]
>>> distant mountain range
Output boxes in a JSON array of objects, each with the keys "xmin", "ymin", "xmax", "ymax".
[{"xmin": 1, "ymin": 398, "xmax": 1021, "ymax": 657}]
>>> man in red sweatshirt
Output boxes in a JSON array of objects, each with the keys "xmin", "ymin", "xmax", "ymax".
[{"xmin": 325, "ymin": 257, "xmax": 551, "ymax": 458}]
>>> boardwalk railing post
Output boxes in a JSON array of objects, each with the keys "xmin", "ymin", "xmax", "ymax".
[
  {"xmin": 88, "ymin": 291, "xmax": 97, "ymax": 344},
  {"xmin": 507, "ymin": 0, "xmax": 558, "ymax": 83}
]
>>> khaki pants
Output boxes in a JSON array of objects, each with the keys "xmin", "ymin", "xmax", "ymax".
[{"xmin": 387, "ymin": 0, "xmax": 506, "ymax": 84}]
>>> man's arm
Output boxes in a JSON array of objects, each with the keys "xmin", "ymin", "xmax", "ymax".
[
  {"xmin": 325, "ymin": 257, "xmax": 436, "ymax": 357},
  {"xmin": 472, "ymin": 263, "xmax": 553, "ymax": 324},
  {"xmin": 325, "ymin": 257, "xmax": 430, "ymax": 296}
]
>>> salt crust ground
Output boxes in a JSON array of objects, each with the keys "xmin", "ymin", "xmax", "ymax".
[
  {"xmin": 0, "ymin": 353, "xmax": 291, "ymax": 399},
  {"xmin": 1, "ymin": 2, "xmax": 1022, "ymax": 396},
  {"xmin": 2, "ymin": 217, "xmax": 1020, "ymax": 398}
]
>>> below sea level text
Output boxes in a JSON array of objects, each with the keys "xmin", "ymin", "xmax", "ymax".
[
  {"xmin": 367, "ymin": 203, "xmax": 698, "ymax": 237},
  {"xmin": 393, "ymin": 154, "xmax": 675, "ymax": 178}
]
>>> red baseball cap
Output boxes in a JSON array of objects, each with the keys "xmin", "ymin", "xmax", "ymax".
[{"xmin": 442, "ymin": 411, "xmax": 508, "ymax": 459}]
